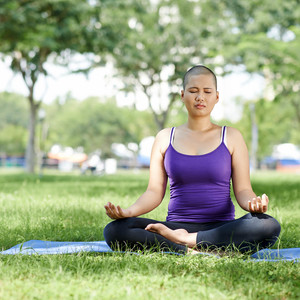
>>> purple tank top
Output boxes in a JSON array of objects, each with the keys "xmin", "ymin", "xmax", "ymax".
[{"xmin": 164, "ymin": 126, "xmax": 235, "ymax": 223}]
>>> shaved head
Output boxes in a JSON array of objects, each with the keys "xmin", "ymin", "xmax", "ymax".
[{"xmin": 183, "ymin": 65, "xmax": 217, "ymax": 90}]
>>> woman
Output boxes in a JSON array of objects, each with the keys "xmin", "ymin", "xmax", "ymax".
[{"xmin": 104, "ymin": 65, "xmax": 281, "ymax": 254}]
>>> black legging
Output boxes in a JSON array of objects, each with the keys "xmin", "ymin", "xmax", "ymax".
[{"xmin": 103, "ymin": 213, "xmax": 281, "ymax": 254}]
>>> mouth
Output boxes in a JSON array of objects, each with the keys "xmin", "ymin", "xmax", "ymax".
[{"xmin": 195, "ymin": 104, "xmax": 206, "ymax": 109}]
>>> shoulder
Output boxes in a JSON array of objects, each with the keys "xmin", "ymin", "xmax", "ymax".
[
  {"xmin": 153, "ymin": 128, "xmax": 172, "ymax": 156},
  {"xmin": 156, "ymin": 127, "xmax": 172, "ymax": 139},
  {"xmin": 226, "ymin": 126, "xmax": 244, "ymax": 139},
  {"xmin": 225, "ymin": 127, "xmax": 247, "ymax": 154}
]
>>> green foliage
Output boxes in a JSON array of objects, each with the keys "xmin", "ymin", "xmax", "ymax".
[
  {"xmin": 0, "ymin": 91, "xmax": 157, "ymax": 157},
  {"xmin": 222, "ymin": 0, "xmax": 300, "ymax": 139},
  {"xmin": 0, "ymin": 92, "xmax": 29, "ymax": 128},
  {"xmin": 235, "ymin": 99, "xmax": 292, "ymax": 160},
  {"xmin": 102, "ymin": 0, "xmax": 236, "ymax": 129},
  {"xmin": 0, "ymin": 125, "xmax": 27, "ymax": 155},
  {"xmin": 223, "ymin": 0, "xmax": 300, "ymax": 34},
  {"xmin": 0, "ymin": 0, "xmax": 104, "ymax": 92},
  {"xmin": 1, "ymin": 0, "xmax": 300, "ymax": 169},
  {"xmin": 0, "ymin": 92, "xmax": 29, "ymax": 155},
  {"xmin": 45, "ymin": 97, "xmax": 157, "ymax": 156},
  {"xmin": 165, "ymin": 101, "xmax": 187, "ymax": 128},
  {"xmin": 0, "ymin": 0, "xmax": 106, "ymax": 172},
  {"xmin": 0, "ymin": 0, "xmax": 102, "ymax": 55}
]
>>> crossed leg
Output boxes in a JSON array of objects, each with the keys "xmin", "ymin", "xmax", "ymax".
[
  {"xmin": 145, "ymin": 213, "xmax": 281, "ymax": 253},
  {"xmin": 104, "ymin": 213, "xmax": 281, "ymax": 254},
  {"xmin": 145, "ymin": 223, "xmax": 197, "ymax": 249}
]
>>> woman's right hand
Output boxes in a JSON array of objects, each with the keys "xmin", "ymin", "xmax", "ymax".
[{"xmin": 104, "ymin": 202, "xmax": 131, "ymax": 219}]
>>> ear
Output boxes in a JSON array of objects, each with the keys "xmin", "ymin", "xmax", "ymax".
[
  {"xmin": 215, "ymin": 91, "xmax": 219, "ymax": 103},
  {"xmin": 181, "ymin": 90, "xmax": 184, "ymax": 101}
]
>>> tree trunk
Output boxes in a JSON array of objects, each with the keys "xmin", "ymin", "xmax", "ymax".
[
  {"xmin": 25, "ymin": 95, "xmax": 38, "ymax": 173},
  {"xmin": 144, "ymin": 88, "xmax": 178, "ymax": 131}
]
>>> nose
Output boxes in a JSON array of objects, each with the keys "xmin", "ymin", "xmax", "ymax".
[{"xmin": 195, "ymin": 93, "xmax": 204, "ymax": 101}]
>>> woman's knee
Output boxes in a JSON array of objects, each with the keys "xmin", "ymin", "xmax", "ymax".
[
  {"xmin": 250, "ymin": 214, "xmax": 281, "ymax": 249},
  {"xmin": 240, "ymin": 213, "xmax": 281, "ymax": 244},
  {"xmin": 263, "ymin": 215, "xmax": 281, "ymax": 239},
  {"xmin": 103, "ymin": 218, "xmax": 131, "ymax": 245},
  {"xmin": 243, "ymin": 213, "xmax": 280, "ymax": 235}
]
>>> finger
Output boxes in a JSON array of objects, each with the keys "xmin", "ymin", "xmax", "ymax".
[
  {"xmin": 249, "ymin": 198, "xmax": 259, "ymax": 212},
  {"xmin": 106, "ymin": 203, "xmax": 118, "ymax": 219},
  {"xmin": 105, "ymin": 209, "xmax": 113, "ymax": 219},
  {"xmin": 252, "ymin": 198, "xmax": 258, "ymax": 212},
  {"xmin": 116, "ymin": 205, "xmax": 123, "ymax": 218},
  {"xmin": 104, "ymin": 204, "xmax": 111, "ymax": 214},
  {"xmin": 105, "ymin": 206, "xmax": 114, "ymax": 218},
  {"xmin": 105, "ymin": 203, "xmax": 114, "ymax": 213},
  {"xmin": 262, "ymin": 194, "xmax": 268, "ymax": 212},
  {"xmin": 104, "ymin": 202, "xmax": 112, "ymax": 210},
  {"xmin": 262, "ymin": 194, "xmax": 269, "ymax": 205},
  {"xmin": 265, "ymin": 194, "xmax": 269, "ymax": 204},
  {"xmin": 249, "ymin": 199, "xmax": 254, "ymax": 212},
  {"xmin": 109, "ymin": 205, "xmax": 123, "ymax": 219},
  {"xmin": 262, "ymin": 204, "xmax": 267, "ymax": 213},
  {"xmin": 257, "ymin": 197, "xmax": 263, "ymax": 212},
  {"xmin": 111, "ymin": 205, "xmax": 120, "ymax": 218}
]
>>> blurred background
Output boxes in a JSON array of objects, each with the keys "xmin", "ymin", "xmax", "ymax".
[{"xmin": 0, "ymin": 0, "xmax": 299, "ymax": 174}]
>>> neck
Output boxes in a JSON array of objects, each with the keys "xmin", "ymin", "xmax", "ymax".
[{"xmin": 186, "ymin": 117, "xmax": 214, "ymax": 132}]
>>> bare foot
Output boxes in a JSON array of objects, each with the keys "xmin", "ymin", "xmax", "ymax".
[
  {"xmin": 187, "ymin": 247, "xmax": 224, "ymax": 257},
  {"xmin": 145, "ymin": 223, "xmax": 197, "ymax": 248},
  {"xmin": 187, "ymin": 248, "xmax": 200, "ymax": 255}
]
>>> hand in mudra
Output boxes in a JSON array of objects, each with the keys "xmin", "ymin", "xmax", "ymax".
[
  {"xmin": 104, "ymin": 202, "xmax": 130, "ymax": 219},
  {"xmin": 248, "ymin": 194, "xmax": 269, "ymax": 213}
]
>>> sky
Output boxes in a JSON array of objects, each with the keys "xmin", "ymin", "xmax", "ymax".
[{"xmin": 0, "ymin": 57, "xmax": 265, "ymax": 122}]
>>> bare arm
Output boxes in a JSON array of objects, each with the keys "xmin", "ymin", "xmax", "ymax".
[
  {"xmin": 228, "ymin": 128, "xmax": 269, "ymax": 213},
  {"xmin": 104, "ymin": 129, "xmax": 170, "ymax": 219}
]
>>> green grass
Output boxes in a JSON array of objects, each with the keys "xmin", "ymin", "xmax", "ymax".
[{"xmin": 0, "ymin": 170, "xmax": 299, "ymax": 299}]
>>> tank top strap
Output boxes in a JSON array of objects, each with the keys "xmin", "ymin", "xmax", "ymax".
[
  {"xmin": 221, "ymin": 126, "xmax": 227, "ymax": 146},
  {"xmin": 170, "ymin": 127, "xmax": 176, "ymax": 145}
]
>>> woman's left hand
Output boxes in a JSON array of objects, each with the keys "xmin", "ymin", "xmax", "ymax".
[{"xmin": 248, "ymin": 194, "xmax": 269, "ymax": 213}]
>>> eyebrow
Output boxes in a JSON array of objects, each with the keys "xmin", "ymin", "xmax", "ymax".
[{"xmin": 188, "ymin": 87, "xmax": 213, "ymax": 89}]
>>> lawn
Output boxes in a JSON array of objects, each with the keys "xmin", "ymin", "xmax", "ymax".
[{"xmin": 0, "ymin": 170, "xmax": 299, "ymax": 299}]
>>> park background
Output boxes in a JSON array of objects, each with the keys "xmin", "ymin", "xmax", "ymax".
[
  {"xmin": 0, "ymin": 1, "xmax": 299, "ymax": 299},
  {"xmin": 0, "ymin": 0, "xmax": 300, "ymax": 174}
]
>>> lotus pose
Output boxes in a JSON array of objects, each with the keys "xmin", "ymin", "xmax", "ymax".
[{"xmin": 104, "ymin": 65, "xmax": 281, "ymax": 254}]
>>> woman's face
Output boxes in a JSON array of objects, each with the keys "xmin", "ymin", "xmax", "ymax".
[{"xmin": 181, "ymin": 73, "xmax": 219, "ymax": 118}]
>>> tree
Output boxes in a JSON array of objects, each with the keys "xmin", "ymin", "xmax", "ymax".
[
  {"xmin": 222, "ymin": 0, "xmax": 300, "ymax": 139},
  {"xmin": 0, "ymin": 125, "xmax": 27, "ymax": 156},
  {"xmin": 0, "ymin": 92, "xmax": 29, "ymax": 129},
  {"xmin": 0, "ymin": 0, "xmax": 104, "ymax": 172},
  {"xmin": 217, "ymin": 0, "xmax": 300, "ymax": 167},
  {"xmin": 0, "ymin": 92, "xmax": 29, "ymax": 155},
  {"xmin": 100, "ymin": 0, "xmax": 236, "ymax": 130},
  {"xmin": 45, "ymin": 97, "xmax": 157, "ymax": 157},
  {"xmin": 235, "ymin": 98, "xmax": 292, "ymax": 163}
]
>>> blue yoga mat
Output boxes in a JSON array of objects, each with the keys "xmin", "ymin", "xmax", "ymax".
[
  {"xmin": 1, "ymin": 240, "xmax": 299, "ymax": 262},
  {"xmin": 251, "ymin": 248, "xmax": 300, "ymax": 262},
  {"xmin": 1, "ymin": 240, "xmax": 112, "ymax": 255}
]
